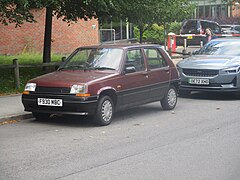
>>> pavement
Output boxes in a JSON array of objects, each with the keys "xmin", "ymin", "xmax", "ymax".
[{"xmin": 0, "ymin": 94, "xmax": 32, "ymax": 123}]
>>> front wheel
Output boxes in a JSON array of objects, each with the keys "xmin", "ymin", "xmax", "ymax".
[
  {"xmin": 161, "ymin": 86, "xmax": 177, "ymax": 110},
  {"xmin": 94, "ymin": 96, "xmax": 114, "ymax": 126}
]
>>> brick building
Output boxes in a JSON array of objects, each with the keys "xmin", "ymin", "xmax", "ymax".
[{"xmin": 0, "ymin": 8, "xmax": 99, "ymax": 55}]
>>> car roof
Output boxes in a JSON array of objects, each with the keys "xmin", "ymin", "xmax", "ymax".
[
  {"xmin": 183, "ymin": 19, "xmax": 218, "ymax": 23},
  {"xmin": 76, "ymin": 43, "xmax": 162, "ymax": 50},
  {"xmin": 220, "ymin": 24, "xmax": 240, "ymax": 27}
]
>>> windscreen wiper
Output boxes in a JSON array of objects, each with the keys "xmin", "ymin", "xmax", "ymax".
[{"xmin": 93, "ymin": 67, "xmax": 116, "ymax": 70}]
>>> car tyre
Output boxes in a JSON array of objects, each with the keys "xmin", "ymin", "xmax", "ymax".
[
  {"xmin": 94, "ymin": 95, "xmax": 114, "ymax": 126},
  {"xmin": 32, "ymin": 112, "xmax": 50, "ymax": 120},
  {"xmin": 161, "ymin": 86, "xmax": 177, "ymax": 110}
]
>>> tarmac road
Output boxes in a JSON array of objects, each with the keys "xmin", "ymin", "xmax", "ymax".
[{"xmin": 1, "ymin": 92, "xmax": 240, "ymax": 180}]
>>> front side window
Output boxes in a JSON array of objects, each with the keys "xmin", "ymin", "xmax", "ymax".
[
  {"xmin": 61, "ymin": 48, "xmax": 123, "ymax": 70},
  {"xmin": 125, "ymin": 49, "xmax": 145, "ymax": 72},
  {"xmin": 144, "ymin": 48, "xmax": 167, "ymax": 69}
]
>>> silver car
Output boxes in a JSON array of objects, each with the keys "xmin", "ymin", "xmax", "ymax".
[{"xmin": 177, "ymin": 38, "xmax": 240, "ymax": 95}]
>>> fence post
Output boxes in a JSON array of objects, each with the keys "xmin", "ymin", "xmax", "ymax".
[
  {"xmin": 61, "ymin": 57, "xmax": 66, "ymax": 62},
  {"xmin": 168, "ymin": 47, "xmax": 172, "ymax": 58},
  {"xmin": 13, "ymin": 59, "xmax": 20, "ymax": 89}
]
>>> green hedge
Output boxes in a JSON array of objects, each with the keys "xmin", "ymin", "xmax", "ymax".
[{"xmin": 134, "ymin": 22, "xmax": 181, "ymax": 44}]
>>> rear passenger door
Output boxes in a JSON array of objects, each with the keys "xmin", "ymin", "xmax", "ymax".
[{"xmin": 144, "ymin": 48, "xmax": 170, "ymax": 101}]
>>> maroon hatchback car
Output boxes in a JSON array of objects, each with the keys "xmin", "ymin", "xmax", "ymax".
[{"xmin": 22, "ymin": 44, "xmax": 180, "ymax": 125}]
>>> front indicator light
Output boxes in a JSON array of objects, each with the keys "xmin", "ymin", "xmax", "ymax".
[
  {"xmin": 76, "ymin": 93, "xmax": 91, "ymax": 97},
  {"xmin": 22, "ymin": 91, "xmax": 30, "ymax": 95}
]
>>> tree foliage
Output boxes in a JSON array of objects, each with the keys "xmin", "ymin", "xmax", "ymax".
[
  {"xmin": 0, "ymin": 0, "xmax": 113, "ymax": 63},
  {"xmin": 0, "ymin": 0, "xmax": 113, "ymax": 26},
  {"xmin": 0, "ymin": 0, "xmax": 195, "ymax": 61},
  {"xmin": 110, "ymin": 0, "xmax": 194, "ymax": 43}
]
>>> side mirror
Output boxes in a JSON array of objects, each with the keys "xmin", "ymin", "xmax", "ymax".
[{"xmin": 124, "ymin": 66, "xmax": 136, "ymax": 74}]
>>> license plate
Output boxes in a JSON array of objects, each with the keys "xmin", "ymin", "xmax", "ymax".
[
  {"xmin": 188, "ymin": 78, "xmax": 209, "ymax": 85},
  {"xmin": 38, "ymin": 98, "xmax": 63, "ymax": 107}
]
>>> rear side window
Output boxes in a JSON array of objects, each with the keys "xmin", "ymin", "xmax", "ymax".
[
  {"xmin": 211, "ymin": 23, "xmax": 221, "ymax": 33},
  {"xmin": 201, "ymin": 21, "xmax": 221, "ymax": 34},
  {"xmin": 201, "ymin": 21, "xmax": 208, "ymax": 30},
  {"xmin": 144, "ymin": 48, "xmax": 167, "ymax": 69},
  {"xmin": 234, "ymin": 26, "xmax": 240, "ymax": 31}
]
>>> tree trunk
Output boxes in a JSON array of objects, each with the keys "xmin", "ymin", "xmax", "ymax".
[
  {"xmin": 139, "ymin": 27, "xmax": 143, "ymax": 43},
  {"xmin": 43, "ymin": 7, "xmax": 53, "ymax": 64}
]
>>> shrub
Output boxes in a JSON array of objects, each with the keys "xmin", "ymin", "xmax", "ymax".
[{"xmin": 134, "ymin": 22, "xmax": 182, "ymax": 44}]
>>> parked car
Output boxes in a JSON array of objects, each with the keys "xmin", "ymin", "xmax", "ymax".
[
  {"xmin": 177, "ymin": 38, "xmax": 240, "ymax": 95},
  {"xmin": 179, "ymin": 19, "xmax": 222, "ymax": 46},
  {"xmin": 220, "ymin": 24, "xmax": 240, "ymax": 34},
  {"xmin": 22, "ymin": 44, "xmax": 180, "ymax": 126}
]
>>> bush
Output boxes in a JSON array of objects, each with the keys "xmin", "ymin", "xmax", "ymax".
[
  {"xmin": 169, "ymin": 22, "xmax": 182, "ymax": 35},
  {"xmin": 134, "ymin": 22, "xmax": 182, "ymax": 44}
]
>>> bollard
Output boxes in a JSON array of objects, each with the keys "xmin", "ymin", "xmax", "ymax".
[
  {"xmin": 184, "ymin": 39, "xmax": 187, "ymax": 50},
  {"xmin": 13, "ymin": 59, "xmax": 20, "ymax": 89},
  {"xmin": 200, "ymin": 41, "xmax": 203, "ymax": 48}
]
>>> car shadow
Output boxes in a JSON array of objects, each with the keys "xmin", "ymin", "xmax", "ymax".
[
  {"xmin": 179, "ymin": 91, "xmax": 240, "ymax": 101},
  {"xmin": 29, "ymin": 103, "xmax": 164, "ymax": 127}
]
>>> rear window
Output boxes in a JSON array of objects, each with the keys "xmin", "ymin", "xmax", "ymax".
[
  {"xmin": 181, "ymin": 20, "xmax": 200, "ymax": 34},
  {"xmin": 181, "ymin": 20, "xmax": 221, "ymax": 34}
]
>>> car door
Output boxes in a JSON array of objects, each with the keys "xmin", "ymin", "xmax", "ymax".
[
  {"xmin": 118, "ymin": 48, "xmax": 150, "ymax": 109},
  {"xmin": 143, "ymin": 47, "xmax": 170, "ymax": 101}
]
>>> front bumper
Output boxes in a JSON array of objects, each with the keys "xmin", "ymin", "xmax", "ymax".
[
  {"xmin": 22, "ymin": 93, "xmax": 98, "ymax": 115},
  {"xmin": 179, "ymin": 73, "xmax": 240, "ymax": 92}
]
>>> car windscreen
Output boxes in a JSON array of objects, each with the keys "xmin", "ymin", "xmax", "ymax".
[
  {"xmin": 61, "ymin": 48, "xmax": 123, "ymax": 70},
  {"xmin": 196, "ymin": 41, "xmax": 240, "ymax": 56}
]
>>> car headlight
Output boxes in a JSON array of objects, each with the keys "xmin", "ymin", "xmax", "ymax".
[
  {"xmin": 223, "ymin": 66, "xmax": 240, "ymax": 74},
  {"xmin": 70, "ymin": 84, "xmax": 89, "ymax": 96},
  {"xmin": 24, "ymin": 83, "xmax": 36, "ymax": 92}
]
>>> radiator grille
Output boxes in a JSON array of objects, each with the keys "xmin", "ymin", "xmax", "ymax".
[
  {"xmin": 182, "ymin": 69, "xmax": 218, "ymax": 77},
  {"xmin": 35, "ymin": 86, "xmax": 70, "ymax": 94}
]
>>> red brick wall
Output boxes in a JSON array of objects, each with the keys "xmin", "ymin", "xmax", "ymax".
[{"xmin": 0, "ymin": 8, "xmax": 99, "ymax": 55}]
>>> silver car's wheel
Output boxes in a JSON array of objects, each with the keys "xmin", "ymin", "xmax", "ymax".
[
  {"xmin": 95, "ymin": 95, "xmax": 114, "ymax": 126},
  {"xmin": 161, "ymin": 86, "xmax": 177, "ymax": 110}
]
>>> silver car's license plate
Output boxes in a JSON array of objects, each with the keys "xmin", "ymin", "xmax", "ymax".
[
  {"xmin": 38, "ymin": 98, "xmax": 63, "ymax": 106},
  {"xmin": 188, "ymin": 78, "xmax": 209, "ymax": 85}
]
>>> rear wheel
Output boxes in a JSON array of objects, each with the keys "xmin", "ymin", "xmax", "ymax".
[
  {"xmin": 94, "ymin": 95, "xmax": 114, "ymax": 126},
  {"xmin": 32, "ymin": 112, "xmax": 50, "ymax": 120},
  {"xmin": 161, "ymin": 86, "xmax": 177, "ymax": 110}
]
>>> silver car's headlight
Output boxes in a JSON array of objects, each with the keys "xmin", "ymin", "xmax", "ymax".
[
  {"xmin": 223, "ymin": 66, "xmax": 240, "ymax": 74},
  {"xmin": 24, "ymin": 83, "xmax": 36, "ymax": 92},
  {"xmin": 70, "ymin": 84, "xmax": 89, "ymax": 96}
]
